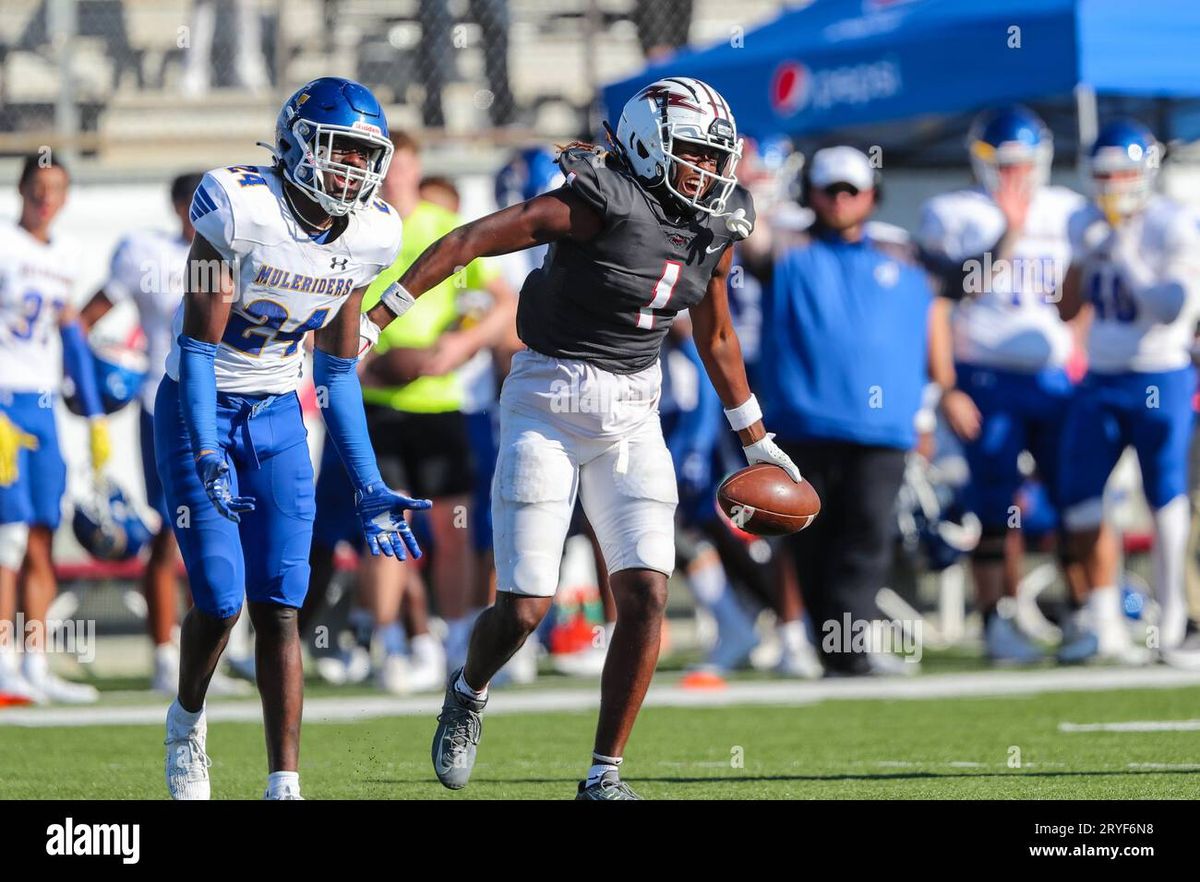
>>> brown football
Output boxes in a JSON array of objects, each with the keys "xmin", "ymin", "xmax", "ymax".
[{"xmin": 717, "ymin": 464, "xmax": 821, "ymax": 536}]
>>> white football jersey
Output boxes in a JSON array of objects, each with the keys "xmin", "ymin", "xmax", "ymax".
[
  {"xmin": 104, "ymin": 229, "xmax": 191, "ymax": 411},
  {"xmin": 165, "ymin": 165, "xmax": 401, "ymax": 395},
  {"xmin": 1069, "ymin": 195, "xmax": 1200, "ymax": 374},
  {"xmin": 0, "ymin": 221, "xmax": 80, "ymax": 393},
  {"xmin": 919, "ymin": 185, "xmax": 1084, "ymax": 372}
]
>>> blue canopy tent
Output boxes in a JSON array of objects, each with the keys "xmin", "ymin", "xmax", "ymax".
[{"xmin": 601, "ymin": 0, "xmax": 1200, "ymax": 143}]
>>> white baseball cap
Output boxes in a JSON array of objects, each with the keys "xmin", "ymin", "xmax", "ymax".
[{"xmin": 808, "ymin": 146, "xmax": 875, "ymax": 191}]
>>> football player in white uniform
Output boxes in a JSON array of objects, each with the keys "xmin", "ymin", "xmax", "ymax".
[
  {"xmin": 157, "ymin": 77, "xmax": 430, "ymax": 800},
  {"xmin": 0, "ymin": 154, "xmax": 109, "ymax": 704},
  {"xmin": 79, "ymin": 174, "xmax": 247, "ymax": 697},
  {"xmin": 1057, "ymin": 119, "xmax": 1200, "ymax": 665},
  {"xmin": 920, "ymin": 106, "xmax": 1091, "ymax": 664}
]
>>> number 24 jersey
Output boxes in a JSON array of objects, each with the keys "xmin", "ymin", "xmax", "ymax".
[{"xmin": 165, "ymin": 164, "xmax": 401, "ymax": 395}]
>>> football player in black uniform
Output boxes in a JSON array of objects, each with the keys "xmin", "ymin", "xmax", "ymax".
[{"xmin": 367, "ymin": 76, "xmax": 802, "ymax": 799}]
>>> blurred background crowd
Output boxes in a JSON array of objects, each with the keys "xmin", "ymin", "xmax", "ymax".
[{"xmin": 4, "ymin": 0, "xmax": 1200, "ymax": 702}]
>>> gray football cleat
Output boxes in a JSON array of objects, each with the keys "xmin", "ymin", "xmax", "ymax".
[
  {"xmin": 575, "ymin": 770, "xmax": 642, "ymax": 800},
  {"xmin": 432, "ymin": 668, "xmax": 487, "ymax": 790}
]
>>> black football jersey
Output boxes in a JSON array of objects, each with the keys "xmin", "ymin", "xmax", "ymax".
[{"xmin": 515, "ymin": 146, "xmax": 756, "ymax": 374}]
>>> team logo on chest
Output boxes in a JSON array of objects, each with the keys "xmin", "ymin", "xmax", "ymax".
[{"xmin": 252, "ymin": 262, "xmax": 355, "ymax": 297}]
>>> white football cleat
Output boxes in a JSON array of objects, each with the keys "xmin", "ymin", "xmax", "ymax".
[
  {"xmin": 376, "ymin": 654, "xmax": 412, "ymax": 695},
  {"xmin": 22, "ymin": 655, "xmax": 99, "ymax": 704},
  {"xmin": 407, "ymin": 634, "xmax": 448, "ymax": 693},
  {"xmin": 263, "ymin": 784, "xmax": 303, "ymax": 800},
  {"xmin": 775, "ymin": 644, "xmax": 824, "ymax": 679},
  {"xmin": 165, "ymin": 703, "xmax": 211, "ymax": 800}
]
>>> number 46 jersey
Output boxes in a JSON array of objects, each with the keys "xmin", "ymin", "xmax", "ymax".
[{"xmin": 165, "ymin": 164, "xmax": 401, "ymax": 395}]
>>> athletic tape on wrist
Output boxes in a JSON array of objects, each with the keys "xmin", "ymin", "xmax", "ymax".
[{"xmin": 723, "ymin": 394, "xmax": 762, "ymax": 432}]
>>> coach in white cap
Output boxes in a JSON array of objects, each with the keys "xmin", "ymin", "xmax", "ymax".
[{"xmin": 758, "ymin": 145, "xmax": 936, "ymax": 676}]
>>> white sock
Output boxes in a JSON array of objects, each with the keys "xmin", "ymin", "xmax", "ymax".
[
  {"xmin": 375, "ymin": 621, "xmax": 408, "ymax": 657},
  {"xmin": 687, "ymin": 553, "xmax": 729, "ymax": 609},
  {"xmin": 1153, "ymin": 495, "xmax": 1189, "ymax": 649},
  {"xmin": 1086, "ymin": 585, "xmax": 1123, "ymax": 629},
  {"xmin": 167, "ymin": 697, "xmax": 205, "ymax": 735},
  {"xmin": 778, "ymin": 619, "xmax": 813, "ymax": 655},
  {"xmin": 410, "ymin": 632, "xmax": 443, "ymax": 666},
  {"xmin": 0, "ymin": 642, "xmax": 18, "ymax": 676},
  {"xmin": 586, "ymin": 753, "xmax": 621, "ymax": 787},
  {"xmin": 20, "ymin": 649, "xmax": 47, "ymax": 682},
  {"xmin": 266, "ymin": 770, "xmax": 299, "ymax": 797},
  {"xmin": 455, "ymin": 670, "xmax": 487, "ymax": 701}
]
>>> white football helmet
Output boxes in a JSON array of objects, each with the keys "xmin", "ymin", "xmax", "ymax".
[{"xmin": 615, "ymin": 77, "xmax": 744, "ymax": 217}]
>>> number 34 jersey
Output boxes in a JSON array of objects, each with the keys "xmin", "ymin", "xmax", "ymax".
[
  {"xmin": 0, "ymin": 222, "xmax": 80, "ymax": 393},
  {"xmin": 165, "ymin": 164, "xmax": 401, "ymax": 395}
]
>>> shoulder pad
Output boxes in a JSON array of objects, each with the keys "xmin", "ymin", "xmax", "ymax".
[{"xmin": 558, "ymin": 147, "xmax": 638, "ymax": 221}]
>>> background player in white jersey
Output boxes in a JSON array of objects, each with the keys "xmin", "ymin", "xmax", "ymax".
[
  {"xmin": 78, "ymin": 173, "xmax": 245, "ymax": 697},
  {"xmin": 1057, "ymin": 119, "xmax": 1200, "ymax": 665},
  {"xmin": 920, "ymin": 106, "xmax": 1093, "ymax": 664},
  {"xmin": 157, "ymin": 77, "xmax": 430, "ymax": 800},
  {"xmin": 0, "ymin": 155, "xmax": 110, "ymax": 704}
]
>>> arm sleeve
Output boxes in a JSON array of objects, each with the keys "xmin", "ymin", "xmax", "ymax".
[
  {"xmin": 177, "ymin": 335, "xmax": 220, "ymax": 457},
  {"xmin": 313, "ymin": 348, "xmax": 383, "ymax": 494},
  {"xmin": 60, "ymin": 322, "xmax": 103, "ymax": 418}
]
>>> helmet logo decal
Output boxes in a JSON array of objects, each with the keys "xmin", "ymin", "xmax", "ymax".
[{"xmin": 636, "ymin": 85, "xmax": 701, "ymax": 113}]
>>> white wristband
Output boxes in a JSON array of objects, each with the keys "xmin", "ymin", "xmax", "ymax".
[
  {"xmin": 723, "ymin": 394, "xmax": 762, "ymax": 432},
  {"xmin": 380, "ymin": 281, "xmax": 416, "ymax": 319}
]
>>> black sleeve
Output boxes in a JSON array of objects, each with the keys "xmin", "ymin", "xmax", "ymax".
[{"xmin": 557, "ymin": 147, "xmax": 637, "ymax": 223}]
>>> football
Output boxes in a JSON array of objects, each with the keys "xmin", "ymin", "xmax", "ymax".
[{"xmin": 717, "ymin": 464, "xmax": 821, "ymax": 535}]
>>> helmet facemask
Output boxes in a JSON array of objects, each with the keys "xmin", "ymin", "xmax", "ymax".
[
  {"xmin": 1087, "ymin": 144, "xmax": 1159, "ymax": 224},
  {"xmin": 661, "ymin": 121, "xmax": 743, "ymax": 216},
  {"xmin": 969, "ymin": 137, "xmax": 1052, "ymax": 195},
  {"xmin": 285, "ymin": 117, "xmax": 394, "ymax": 217}
]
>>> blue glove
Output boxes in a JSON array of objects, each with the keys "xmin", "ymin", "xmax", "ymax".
[
  {"xmin": 355, "ymin": 481, "xmax": 432, "ymax": 559},
  {"xmin": 196, "ymin": 451, "xmax": 256, "ymax": 522}
]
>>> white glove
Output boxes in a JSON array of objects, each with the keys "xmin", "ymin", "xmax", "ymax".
[
  {"xmin": 725, "ymin": 208, "xmax": 754, "ymax": 240},
  {"xmin": 358, "ymin": 313, "xmax": 381, "ymax": 357},
  {"xmin": 743, "ymin": 432, "xmax": 801, "ymax": 483}
]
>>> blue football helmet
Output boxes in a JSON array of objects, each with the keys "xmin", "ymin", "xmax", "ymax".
[
  {"xmin": 494, "ymin": 146, "xmax": 564, "ymax": 208},
  {"xmin": 272, "ymin": 77, "xmax": 393, "ymax": 216},
  {"xmin": 73, "ymin": 481, "xmax": 152, "ymax": 562},
  {"xmin": 1085, "ymin": 119, "xmax": 1160, "ymax": 223},
  {"xmin": 64, "ymin": 337, "xmax": 149, "ymax": 416},
  {"xmin": 967, "ymin": 105, "xmax": 1052, "ymax": 193},
  {"xmin": 895, "ymin": 455, "xmax": 981, "ymax": 572}
]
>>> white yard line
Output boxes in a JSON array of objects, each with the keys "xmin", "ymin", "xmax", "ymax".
[
  {"xmin": 1060, "ymin": 719, "xmax": 1200, "ymax": 733},
  {"xmin": 3, "ymin": 665, "xmax": 1200, "ymax": 728}
]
